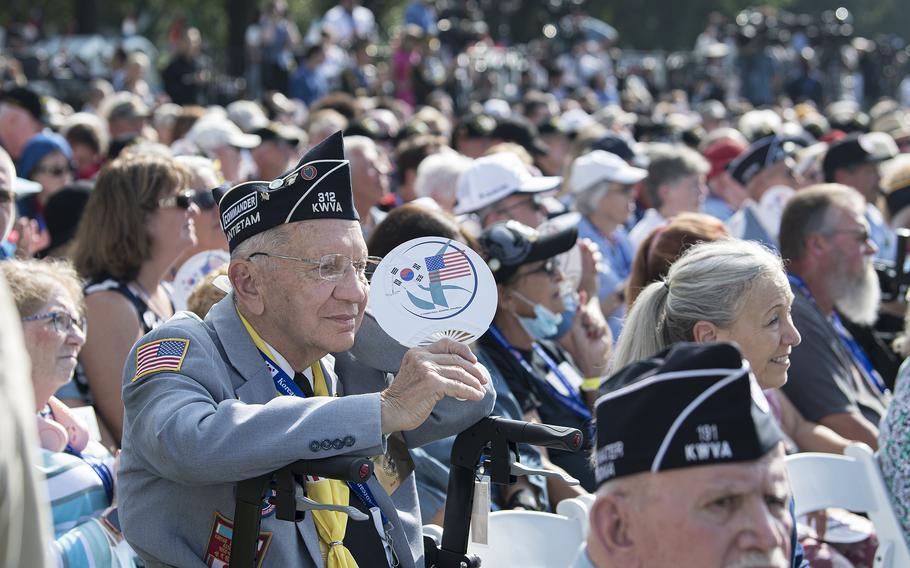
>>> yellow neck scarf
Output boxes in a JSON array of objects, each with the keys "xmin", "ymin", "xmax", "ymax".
[{"xmin": 237, "ymin": 309, "xmax": 358, "ymax": 568}]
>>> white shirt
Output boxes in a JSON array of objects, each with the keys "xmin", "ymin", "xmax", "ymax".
[
  {"xmin": 628, "ymin": 208, "xmax": 667, "ymax": 251},
  {"xmin": 263, "ymin": 339, "xmax": 315, "ymax": 392},
  {"xmin": 322, "ymin": 4, "xmax": 376, "ymax": 44}
]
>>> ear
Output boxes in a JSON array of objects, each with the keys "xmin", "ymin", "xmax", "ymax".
[
  {"xmin": 588, "ymin": 495, "xmax": 638, "ymax": 563},
  {"xmin": 496, "ymin": 285, "xmax": 513, "ymax": 310},
  {"xmin": 805, "ymin": 232, "xmax": 828, "ymax": 259},
  {"xmin": 229, "ymin": 261, "xmax": 265, "ymax": 316},
  {"xmin": 691, "ymin": 320, "xmax": 719, "ymax": 343}
]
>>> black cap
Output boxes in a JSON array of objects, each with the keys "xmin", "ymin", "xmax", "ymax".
[
  {"xmin": 455, "ymin": 112, "xmax": 497, "ymax": 139},
  {"xmin": 594, "ymin": 342, "xmax": 783, "ymax": 486},
  {"xmin": 218, "ymin": 131, "xmax": 359, "ymax": 251},
  {"xmin": 492, "ymin": 115, "xmax": 550, "ymax": 156},
  {"xmin": 0, "ymin": 86, "xmax": 45, "ymax": 123},
  {"xmin": 254, "ymin": 122, "xmax": 302, "ymax": 146},
  {"xmin": 726, "ymin": 134, "xmax": 807, "ymax": 186},
  {"xmin": 822, "ymin": 132, "xmax": 899, "ymax": 182},
  {"xmin": 588, "ymin": 133, "xmax": 636, "ymax": 163},
  {"xmin": 479, "ymin": 220, "xmax": 577, "ymax": 283}
]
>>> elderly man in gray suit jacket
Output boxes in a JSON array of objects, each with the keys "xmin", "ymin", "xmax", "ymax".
[{"xmin": 118, "ymin": 131, "xmax": 495, "ymax": 567}]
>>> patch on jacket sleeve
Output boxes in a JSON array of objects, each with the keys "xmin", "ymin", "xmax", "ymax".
[{"xmin": 132, "ymin": 338, "xmax": 190, "ymax": 382}]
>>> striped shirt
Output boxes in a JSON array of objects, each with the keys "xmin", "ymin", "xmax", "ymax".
[{"xmin": 38, "ymin": 441, "xmax": 136, "ymax": 567}]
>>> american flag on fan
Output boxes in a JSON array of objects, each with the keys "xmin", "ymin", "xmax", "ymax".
[
  {"xmin": 424, "ymin": 250, "xmax": 472, "ymax": 283},
  {"xmin": 134, "ymin": 338, "xmax": 189, "ymax": 381}
]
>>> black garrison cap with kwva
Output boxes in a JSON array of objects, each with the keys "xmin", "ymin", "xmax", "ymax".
[
  {"xmin": 726, "ymin": 134, "xmax": 807, "ymax": 187},
  {"xmin": 218, "ymin": 130, "xmax": 359, "ymax": 251},
  {"xmin": 593, "ymin": 342, "xmax": 782, "ymax": 486}
]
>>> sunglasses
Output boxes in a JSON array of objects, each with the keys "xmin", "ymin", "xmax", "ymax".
[
  {"xmin": 515, "ymin": 258, "xmax": 560, "ymax": 279},
  {"xmin": 494, "ymin": 195, "xmax": 543, "ymax": 215},
  {"xmin": 157, "ymin": 191, "xmax": 196, "ymax": 210}
]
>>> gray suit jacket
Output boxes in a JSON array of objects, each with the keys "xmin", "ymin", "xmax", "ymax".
[{"xmin": 119, "ymin": 294, "xmax": 494, "ymax": 567}]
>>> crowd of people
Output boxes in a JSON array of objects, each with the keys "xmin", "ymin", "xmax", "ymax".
[{"xmin": 3, "ymin": 1, "xmax": 910, "ymax": 567}]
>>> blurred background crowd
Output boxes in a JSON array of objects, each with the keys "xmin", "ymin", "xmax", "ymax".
[{"xmin": 3, "ymin": 0, "xmax": 910, "ymax": 566}]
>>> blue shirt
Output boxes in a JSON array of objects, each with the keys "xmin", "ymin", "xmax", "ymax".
[
  {"xmin": 704, "ymin": 194, "xmax": 735, "ymax": 222},
  {"xmin": 576, "ymin": 215, "xmax": 634, "ymax": 341},
  {"xmin": 289, "ymin": 64, "xmax": 329, "ymax": 106}
]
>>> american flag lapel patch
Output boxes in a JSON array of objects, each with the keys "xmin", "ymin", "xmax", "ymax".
[{"xmin": 133, "ymin": 338, "xmax": 190, "ymax": 382}]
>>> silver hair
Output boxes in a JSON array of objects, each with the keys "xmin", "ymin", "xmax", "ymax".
[
  {"xmin": 230, "ymin": 223, "xmax": 296, "ymax": 262},
  {"xmin": 611, "ymin": 239, "xmax": 787, "ymax": 372},
  {"xmin": 342, "ymin": 135, "xmax": 377, "ymax": 160},
  {"xmin": 573, "ymin": 181, "xmax": 612, "ymax": 217},
  {"xmin": 413, "ymin": 151, "xmax": 473, "ymax": 202},
  {"xmin": 643, "ymin": 144, "xmax": 710, "ymax": 210}
]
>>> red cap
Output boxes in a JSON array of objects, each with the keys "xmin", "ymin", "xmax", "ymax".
[{"xmin": 703, "ymin": 138, "xmax": 747, "ymax": 181}]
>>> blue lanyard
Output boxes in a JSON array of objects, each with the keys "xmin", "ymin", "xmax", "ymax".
[
  {"xmin": 488, "ymin": 325, "xmax": 592, "ymax": 422},
  {"xmin": 787, "ymin": 274, "xmax": 888, "ymax": 395},
  {"xmin": 346, "ymin": 478, "xmax": 389, "ymax": 526},
  {"xmin": 252, "ymin": 348, "xmax": 387, "ymax": 522},
  {"xmin": 254, "ymin": 347, "xmax": 309, "ymax": 398}
]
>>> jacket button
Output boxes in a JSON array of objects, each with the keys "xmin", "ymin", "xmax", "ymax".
[
  {"xmin": 321, "ymin": 439, "xmax": 333, "ymax": 450},
  {"xmin": 344, "ymin": 436, "xmax": 355, "ymax": 447},
  {"xmin": 333, "ymin": 439, "xmax": 345, "ymax": 449},
  {"xmin": 310, "ymin": 441, "xmax": 320, "ymax": 452}
]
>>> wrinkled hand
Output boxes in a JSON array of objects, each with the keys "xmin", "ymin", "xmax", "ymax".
[
  {"xmin": 576, "ymin": 238, "xmax": 602, "ymax": 299},
  {"xmin": 380, "ymin": 339, "xmax": 488, "ymax": 433}
]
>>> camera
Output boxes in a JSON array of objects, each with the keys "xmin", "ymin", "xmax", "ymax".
[{"xmin": 874, "ymin": 228, "xmax": 910, "ymax": 303}]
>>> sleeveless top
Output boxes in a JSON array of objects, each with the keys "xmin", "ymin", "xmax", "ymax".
[{"xmin": 59, "ymin": 278, "xmax": 169, "ymax": 404}]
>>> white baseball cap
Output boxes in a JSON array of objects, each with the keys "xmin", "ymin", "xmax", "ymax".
[
  {"xmin": 226, "ymin": 100, "xmax": 269, "ymax": 133},
  {"xmin": 569, "ymin": 150, "xmax": 647, "ymax": 193},
  {"xmin": 13, "ymin": 177, "xmax": 42, "ymax": 196},
  {"xmin": 454, "ymin": 152, "xmax": 561, "ymax": 215},
  {"xmin": 187, "ymin": 118, "xmax": 261, "ymax": 154}
]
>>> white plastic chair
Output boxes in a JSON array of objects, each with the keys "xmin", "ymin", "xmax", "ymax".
[
  {"xmin": 465, "ymin": 510, "xmax": 584, "ymax": 567},
  {"xmin": 556, "ymin": 494, "xmax": 595, "ymax": 538},
  {"xmin": 785, "ymin": 443, "xmax": 910, "ymax": 568}
]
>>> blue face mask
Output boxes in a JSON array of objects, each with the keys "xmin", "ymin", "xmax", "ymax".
[
  {"xmin": 546, "ymin": 292, "xmax": 577, "ymax": 341},
  {"xmin": 512, "ymin": 291, "xmax": 564, "ymax": 340}
]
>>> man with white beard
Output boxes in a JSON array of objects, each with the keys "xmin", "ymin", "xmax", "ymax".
[{"xmin": 778, "ymin": 184, "xmax": 891, "ymax": 448}]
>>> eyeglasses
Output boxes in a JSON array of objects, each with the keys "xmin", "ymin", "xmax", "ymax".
[
  {"xmin": 515, "ymin": 258, "xmax": 560, "ymax": 279},
  {"xmin": 823, "ymin": 228, "xmax": 872, "ymax": 244},
  {"xmin": 494, "ymin": 195, "xmax": 543, "ymax": 215},
  {"xmin": 247, "ymin": 252, "xmax": 382, "ymax": 282},
  {"xmin": 157, "ymin": 190, "xmax": 196, "ymax": 210},
  {"xmin": 22, "ymin": 310, "xmax": 87, "ymax": 334},
  {"xmin": 32, "ymin": 165, "xmax": 72, "ymax": 177}
]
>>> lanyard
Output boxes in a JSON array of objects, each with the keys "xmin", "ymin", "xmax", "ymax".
[
  {"xmin": 787, "ymin": 274, "xmax": 888, "ymax": 395},
  {"xmin": 237, "ymin": 308, "xmax": 391, "ymax": 553},
  {"xmin": 488, "ymin": 325, "xmax": 592, "ymax": 422}
]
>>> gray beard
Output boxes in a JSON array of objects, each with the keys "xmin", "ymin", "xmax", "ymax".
[{"xmin": 831, "ymin": 260, "xmax": 881, "ymax": 326}]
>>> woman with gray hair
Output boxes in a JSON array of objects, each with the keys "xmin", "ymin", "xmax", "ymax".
[
  {"xmin": 569, "ymin": 150, "xmax": 646, "ymax": 339},
  {"xmin": 612, "ymin": 239, "xmax": 850, "ymax": 454}
]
